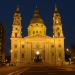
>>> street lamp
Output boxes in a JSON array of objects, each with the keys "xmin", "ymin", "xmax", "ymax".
[
  {"xmin": 66, "ymin": 48, "xmax": 71, "ymax": 64},
  {"xmin": 66, "ymin": 48, "xmax": 69, "ymax": 52}
]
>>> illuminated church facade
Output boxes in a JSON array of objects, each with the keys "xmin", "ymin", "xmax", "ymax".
[{"xmin": 10, "ymin": 5, "xmax": 65, "ymax": 66}]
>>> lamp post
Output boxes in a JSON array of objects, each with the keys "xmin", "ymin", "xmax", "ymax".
[
  {"xmin": 66, "ymin": 48, "xmax": 71, "ymax": 64},
  {"xmin": 66, "ymin": 48, "xmax": 69, "ymax": 52}
]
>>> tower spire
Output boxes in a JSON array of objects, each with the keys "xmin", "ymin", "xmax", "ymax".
[
  {"xmin": 35, "ymin": 2, "xmax": 38, "ymax": 9},
  {"xmin": 16, "ymin": 5, "xmax": 20, "ymax": 13},
  {"xmin": 54, "ymin": 4, "xmax": 58, "ymax": 13},
  {"xmin": 35, "ymin": 0, "xmax": 38, "ymax": 9},
  {"xmin": 30, "ymin": 6, "xmax": 43, "ymax": 23},
  {"xmin": 12, "ymin": 4, "xmax": 22, "ymax": 38},
  {"xmin": 55, "ymin": 4, "xmax": 57, "ymax": 11},
  {"xmin": 53, "ymin": 3, "xmax": 63, "ymax": 38}
]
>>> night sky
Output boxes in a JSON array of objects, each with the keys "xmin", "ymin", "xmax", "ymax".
[{"xmin": 0, "ymin": 0, "xmax": 75, "ymax": 55}]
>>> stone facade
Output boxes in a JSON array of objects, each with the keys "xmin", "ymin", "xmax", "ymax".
[{"xmin": 10, "ymin": 6, "xmax": 65, "ymax": 66}]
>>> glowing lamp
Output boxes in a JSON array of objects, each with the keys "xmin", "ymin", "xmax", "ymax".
[
  {"xmin": 66, "ymin": 48, "xmax": 69, "ymax": 51},
  {"xmin": 36, "ymin": 51, "xmax": 40, "ymax": 55}
]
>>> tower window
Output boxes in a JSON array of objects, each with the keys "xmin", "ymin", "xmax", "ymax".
[
  {"xmin": 58, "ymin": 32, "xmax": 60, "ymax": 37},
  {"xmin": 56, "ymin": 27, "xmax": 59, "ymax": 31},
  {"xmin": 16, "ymin": 28, "xmax": 18, "ymax": 30},
  {"xmin": 15, "ymin": 33, "xmax": 17, "ymax": 37},
  {"xmin": 14, "ymin": 45, "xmax": 17, "ymax": 48}
]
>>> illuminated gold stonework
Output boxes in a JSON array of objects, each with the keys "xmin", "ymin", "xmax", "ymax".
[{"xmin": 10, "ymin": 6, "xmax": 65, "ymax": 66}]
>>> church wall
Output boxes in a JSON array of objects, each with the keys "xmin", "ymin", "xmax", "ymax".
[
  {"xmin": 26, "ymin": 42, "xmax": 32, "ymax": 64},
  {"xmin": 11, "ymin": 37, "xmax": 64, "ymax": 65},
  {"xmin": 54, "ymin": 38, "xmax": 64, "ymax": 65},
  {"xmin": 44, "ymin": 42, "xmax": 49, "ymax": 63},
  {"xmin": 49, "ymin": 38, "xmax": 56, "ymax": 65},
  {"xmin": 19, "ymin": 39, "xmax": 26, "ymax": 64},
  {"xmin": 20, "ymin": 39, "xmax": 32, "ymax": 64},
  {"xmin": 11, "ymin": 38, "xmax": 22, "ymax": 65}
]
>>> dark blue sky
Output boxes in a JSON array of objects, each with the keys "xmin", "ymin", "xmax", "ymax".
[{"xmin": 0, "ymin": 0, "xmax": 75, "ymax": 55}]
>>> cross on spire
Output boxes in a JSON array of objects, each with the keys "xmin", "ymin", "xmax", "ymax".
[
  {"xmin": 55, "ymin": 3, "xmax": 58, "ymax": 12},
  {"xmin": 16, "ymin": 5, "xmax": 20, "ymax": 13},
  {"xmin": 35, "ymin": 0, "xmax": 38, "ymax": 9}
]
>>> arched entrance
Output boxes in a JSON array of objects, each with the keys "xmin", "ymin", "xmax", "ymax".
[{"xmin": 34, "ymin": 51, "xmax": 42, "ymax": 63}]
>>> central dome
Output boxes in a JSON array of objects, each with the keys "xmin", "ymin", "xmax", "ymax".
[
  {"xmin": 28, "ymin": 7, "xmax": 46, "ymax": 37},
  {"xmin": 30, "ymin": 8, "xmax": 44, "ymax": 23}
]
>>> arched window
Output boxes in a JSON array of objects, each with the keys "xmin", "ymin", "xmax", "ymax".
[
  {"xmin": 56, "ymin": 27, "xmax": 60, "ymax": 31},
  {"xmin": 36, "ymin": 24, "xmax": 38, "ymax": 26},
  {"xmin": 58, "ymin": 32, "xmax": 60, "ymax": 37},
  {"xmin": 33, "ymin": 31, "xmax": 35, "ymax": 34},
  {"xmin": 52, "ymin": 52, "xmax": 54, "ymax": 56},
  {"xmin": 22, "ymin": 45, "xmax": 24, "ymax": 48},
  {"xmin": 36, "ymin": 31, "xmax": 38, "ymax": 33},
  {"xmin": 59, "ymin": 53, "xmax": 61, "ymax": 58},
  {"xmin": 16, "ymin": 28, "xmax": 18, "ymax": 30},
  {"xmin": 51, "ymin": 45, "xmax": 54, "ymax": 48},
  {"xmin": 22, "ymin": 53, "xmax": 24, "ymax": 58},
  {"xmin": 58, "ymin": 44, "xmax": 61, "ymax": 47},
  {"xmin": 15, "ymin": 33, "xmax": 17, "ymax": 37},
  {"xmin": 14, "ymin": 45, "xmax": 17, "ymax": 48}
]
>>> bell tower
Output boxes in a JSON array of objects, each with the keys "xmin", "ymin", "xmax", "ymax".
[
  {"xmin": 10, "ymin": 6, "xmax": 22, "ymax": 65},
  {"xmin": 53, "ymin": 5, "xmax": 65, "ymax": 65},
  {"xmin": 11, "ymin": 6, "xmax": 22, "ymax": 38},
  {"xmin": 53, "ymin": 5, "xmax": 63, "ymax": 38}
]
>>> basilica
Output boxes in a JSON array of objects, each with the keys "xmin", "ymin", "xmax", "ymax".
[{"xmin": 10, "ymin": 5, "xmax": 65, "ymax": 66}]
